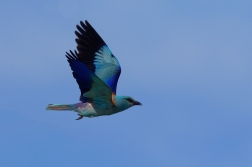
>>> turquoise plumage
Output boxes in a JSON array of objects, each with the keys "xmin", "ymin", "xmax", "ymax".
[{"xmin": 46, "ymin": 20, "xmax": 141, "ymax": 120}]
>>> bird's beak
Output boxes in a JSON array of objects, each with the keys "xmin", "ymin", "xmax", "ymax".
[{"xmin": 133, "ymin": 101, "xmax": 142, "ymax": 106}]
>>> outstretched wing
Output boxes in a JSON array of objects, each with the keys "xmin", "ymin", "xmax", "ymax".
[
  {"xmin": 74, "ymin": 20, "xmax": 121, "ymax": 94},
  {"xmin": 66, "ymin": 51, "xmax": 114, "ymax": 106}
]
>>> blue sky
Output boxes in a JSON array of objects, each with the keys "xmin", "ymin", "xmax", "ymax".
[{"xmin": 1, "ymin": 0, "xmax": 252, "ymax": 166}]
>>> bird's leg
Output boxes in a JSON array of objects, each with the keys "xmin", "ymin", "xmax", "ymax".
[{"xmin": 76, "ymin": 114, "xmax": 84, "ymax": 120}]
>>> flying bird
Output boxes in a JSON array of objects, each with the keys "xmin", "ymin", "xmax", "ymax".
[{"xmin": 46, "ymin": 20, "xmax": 141, "ymax": 120}]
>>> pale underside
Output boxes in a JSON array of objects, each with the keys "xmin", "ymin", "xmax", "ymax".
[{"xmin": 73, "ymin": 102, "xmax": 120, "ymax": 118}]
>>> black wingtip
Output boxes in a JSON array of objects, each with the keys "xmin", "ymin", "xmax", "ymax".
[
  {"xmin": 79, "ymin": 20, "xmax": 84, "ymax": 26},
  {"xmin": 65, "ymin": 50, "xmax": 78, "ymax": 60}
]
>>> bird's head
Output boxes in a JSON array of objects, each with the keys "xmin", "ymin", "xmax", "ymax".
[{"xmin": 114, "ymin": 96, "xmax": 142, "ymax": 111}]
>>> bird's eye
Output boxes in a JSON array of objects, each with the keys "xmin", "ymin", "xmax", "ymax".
[{"xmin": 126, "ymin": 98, "xmax": 134, "ymax": 103}]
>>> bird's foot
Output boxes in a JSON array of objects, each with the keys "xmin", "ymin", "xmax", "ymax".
[{"xmin": 76, "ymin": 114, "xmax": 84, "ymax": 120}]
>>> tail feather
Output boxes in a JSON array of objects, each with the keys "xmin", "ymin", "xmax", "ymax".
[{"xmin": 46, "ymin": 104, "xmax": 75, "ymax": 111}]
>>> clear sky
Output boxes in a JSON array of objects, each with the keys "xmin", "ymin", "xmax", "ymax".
[{"xmin": 1, "ymin": 0, "xmax": 252, "ymax": 166}]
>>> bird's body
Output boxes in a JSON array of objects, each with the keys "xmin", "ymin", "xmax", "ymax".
[
  {"xmin": 46, "ymin": 20, "xmax": 141, "ymax": 120},
  {"xmin": 47, "ymin": 95, "xmax": 139, "ymax": 119}
]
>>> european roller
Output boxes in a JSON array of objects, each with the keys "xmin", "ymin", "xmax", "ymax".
[{"xmin": 46, "ymin": 20, "xmax": 141, "ymax": 120}]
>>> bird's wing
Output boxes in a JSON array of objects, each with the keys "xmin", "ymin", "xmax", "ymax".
[
  {"xmin": 66, "ymin": 51, "xmax": 114, "ymax": 106},
  {"xmin": 74, "ymin": 20, "xmax": 121, "ymax": 94}
]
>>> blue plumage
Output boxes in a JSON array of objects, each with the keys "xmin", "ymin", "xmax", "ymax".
[
  {"xmin": 93, "ymin": 45, "xmax": 121, "ymax": 93},
  {"xmin": 66, "ymin": 51, "xmax": 93, "ymax": 97},
  {"xmin": 46, "ymin": 20, "xmax": 141, "ymax": 120}
]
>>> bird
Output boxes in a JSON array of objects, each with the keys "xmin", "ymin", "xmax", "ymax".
[{"xmin": 46, "ymin": 20, "xmax": 142, "ymax": 120}]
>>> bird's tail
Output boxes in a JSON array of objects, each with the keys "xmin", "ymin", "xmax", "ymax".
[{"xmin": 46, "ymin": 104, "xmax": 75, "ymax": 111}]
